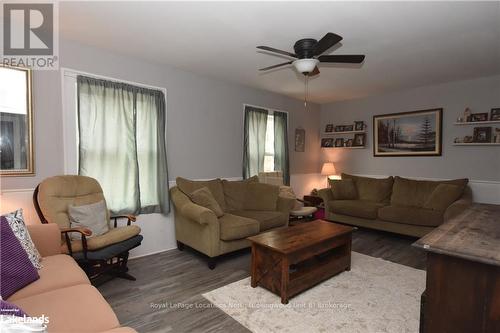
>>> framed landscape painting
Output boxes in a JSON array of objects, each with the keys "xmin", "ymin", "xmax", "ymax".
[{"xmin": 373, "ymin": 108, "xmax": 442, "ymax": 157}]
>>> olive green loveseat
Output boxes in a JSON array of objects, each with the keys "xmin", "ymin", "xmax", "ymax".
[
  {"xmin": 318, "ymin": 174, "xmax": 472, "ymax": 237},
  {"xmin": 170, "ymin": 177, "xmax": 295, "ymax": 268}
]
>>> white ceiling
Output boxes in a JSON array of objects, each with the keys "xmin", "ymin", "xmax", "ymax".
[{"xmin": 59, "ymin": 1, "xmax": 500, "ymax": 104}]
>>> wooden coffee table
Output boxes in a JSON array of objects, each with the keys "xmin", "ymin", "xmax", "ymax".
[{"xmin": 248, "ymin": 220, "xmax": 354, "ymax": 304}]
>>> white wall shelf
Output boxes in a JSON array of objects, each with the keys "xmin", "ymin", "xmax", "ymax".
[
  {"xmin": 454, "ymin": 121, "xmax": 500, "ymax": 126},
  {"xmin": 452, "ymin": 143, "xmax": 500, "ymax": 146},
  {"xmin": 322, "ymin": 130, "xmax": 366, "ymax": 135}
]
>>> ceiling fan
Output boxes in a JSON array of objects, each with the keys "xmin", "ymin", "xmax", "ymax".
[{"xmin": 257, "ymin": 32, "xmax": 365, "ymax": 76}]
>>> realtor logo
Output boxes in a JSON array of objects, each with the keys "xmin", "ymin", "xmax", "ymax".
[{"xmin": 2, "ymin": 2, "xmax": 59, "ymax": 69}]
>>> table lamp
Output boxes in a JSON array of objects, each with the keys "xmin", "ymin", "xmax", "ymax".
[{"xmin": 321, "ymin": 162, "xmax": 340, "ymax": 187}]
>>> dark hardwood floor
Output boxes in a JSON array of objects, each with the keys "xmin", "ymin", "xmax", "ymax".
[{"xmin": 98, "ymin": 227, "xmax": 426, "ymax": 333}]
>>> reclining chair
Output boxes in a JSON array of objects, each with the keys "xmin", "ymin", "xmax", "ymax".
[{"xmin": 33, "ymin": 175, "xmax": 143, "ymax": 284}]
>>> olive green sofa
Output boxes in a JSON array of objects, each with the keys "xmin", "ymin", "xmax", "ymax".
[
  {"xmin": 170, "ymin": 177, "xmax": 295, "ymax": 268},
  {"xmin": 318, "ymin": 174, "xmax": 472, "ymax": 237}
]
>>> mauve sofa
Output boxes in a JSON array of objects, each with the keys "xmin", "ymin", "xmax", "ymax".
[
  {"xmin": 7, "ymin": 223, "xmax": 136, "ymax": 333},
  {"xmin": 318, "ymin": 174, "xmax": 472, "ymax": 237}
]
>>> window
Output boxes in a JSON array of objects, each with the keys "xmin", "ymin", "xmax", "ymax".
[
  {"xmin": 243, "ymin": 105, "xmax": 290, "ymax": 184},
  {"xmin": 72, "ymin": 74, "xmax": 169, "ymax": 215}
]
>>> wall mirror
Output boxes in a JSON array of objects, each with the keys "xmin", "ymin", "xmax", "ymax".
[{"xmin": 0, "ymin": 65, "xmax": 34, "ymax": 176}]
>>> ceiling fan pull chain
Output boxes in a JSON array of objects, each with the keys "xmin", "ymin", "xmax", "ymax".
[{"xmin": 304, "ymin": 75, "xmax": 309, "ymax": 109}]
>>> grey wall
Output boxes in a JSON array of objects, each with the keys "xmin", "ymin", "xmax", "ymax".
[
  {"xmin": 320, "ymin": 75, "xmax": 500, "ymax": 181},
  {"xmin": 1, "ymin": 40, "xmax": 321, "ymax": 190}
]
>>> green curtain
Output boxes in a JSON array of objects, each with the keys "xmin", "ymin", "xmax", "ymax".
[
  {"xmin": 274, "ymin": 111, "xmax": 290, "ymax": 185},
  {"xmin": 77, "ymin": 75, "xmax": 169, "ymax": 215},
  {"xmin": 243, "ymin": 106, "xmax": 268, "ymax": 179}
]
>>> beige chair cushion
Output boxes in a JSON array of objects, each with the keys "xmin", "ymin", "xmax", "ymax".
[
  {"xmin": 37, "ymin": 175, "xmax": 110, "ymax": 229},
  {"xmin": 176, "ymin": 177, "xmax": 226, "ymax": 211},
  {"xmin": 68, "ymin": 200, "xmax": 110, "ymax": 240},
  {"xmin": 219, "ymin": 213, "xmax": 260, "ymax": 241},
  {"xmin": 13, "ymin": 284, "xmax": 120, "ymax": 333},
  {"xmin": 330, "ymin": 179, "xmax": 358, "ymax": 200},
  {"xmin": 231, "ymin": 210, "xmax": 287, "ymax": 231},
  {"xmin": 391, "ymin": 176, "xmax": 468, "ymax": 208},
  {"xmin": 62, "ymin": 225, "xmax": 141, "ymax": 253},
  {"xmin": 244, "ymin": 183, "xmax": 279, "ymax": 211},
  {"xmin": 101, "ymin": 328, "xmax": 138, "ymax": 333},
  {"xmin": 221, "ymin": 176, "xmax": 258, "ymax": 211},
  {"xmin": 7, "ymin": 254, "xmax": 90, "ymax": 301},
  {"xmin": 378, "ymin": 205, "xmax": 444, "ymax": 227},
  {"xmin": 189, "ymin": 187, "xmax": 224, "ymax": 217},
  {"xmin": 331, "ymin": 200, "xmax": 386, "ymax": 220},
  {"xmin": 423, "ymin": 184, "xmax": 465, "ymax": 212},
  {"xmin": 342, "ymin": 173, "xmax": 394, "ymax": 203}
]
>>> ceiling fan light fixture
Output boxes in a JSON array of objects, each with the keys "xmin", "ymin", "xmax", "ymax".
[{"xmin": 293, "ymin": 59, "xmax": 319, "ymax": 74}]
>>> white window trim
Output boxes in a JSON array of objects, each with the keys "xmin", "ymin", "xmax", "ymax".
[{"xmin": 60, "ymin": 68, "xmax": 167, "ymax": 174}]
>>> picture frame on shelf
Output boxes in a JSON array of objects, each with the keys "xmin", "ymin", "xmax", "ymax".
[
  {"xmin": 470, "ymin": 113, "xmax": 488, "ymax": 122},
  {"xmin": 334, "ymin": 125, "xmax": 343, "ymax": 132},
  {"xmin": 353, "ymin": 133, "xmax": 366, "ymax": 147},
  {"xmin": 354, "ymin": 121, "xmax": 364, "ymax": 131},
  {"xmin": 321, "ymin": 138, "xmax": 334, "ymax": 148},
  {"xmin": 344, "ymin": 125, "xmax": 354, "ymax": 131},
  {"xmin": 325, "ymin": 124, "xmax": 334, "ymax": 132},
  {"xmin": 373, "ymin": 108, "xmax": 442, "ymax": 156},
  {"xmin": 490, "ymin": 108, "xmax": 500, "ymax": 121},
  {"xmin": 473, "ymin": 127, "xmax": 492, "ymax": 143},
  {"xmin": 346, "ymin": 139, "xmax": 353, "ymax": 147},
  {"xmin": 334, "ymin": 138, "xmax": 344, "ymax": 147}
]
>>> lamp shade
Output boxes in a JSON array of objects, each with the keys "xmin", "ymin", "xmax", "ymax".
[
  {"xmin": 321, "ymin": 162, "xmax": 336, "ymax": 176},
  {"xmin": 293, "ymin": 59, "xmax": 319, "ymax": 74}
]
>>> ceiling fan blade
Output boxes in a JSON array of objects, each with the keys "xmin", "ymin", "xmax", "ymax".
[
  {"xmin": 314, "ymin": 32, "xmax": 343, "ymax": 56},
  {"xmin": 318, "ymin": 55, "xmax": 365, "ymax": 63},
  {"xmin": 308, "ymin": 66, "xmax": 320, "ymax": 76},
  {"xmin": 257, "ymin": 46, "xmax": 297, "ymax": 58},
  {"xmin": 259, "ymin": 61, "xmax": 293, "ymax": 71}
]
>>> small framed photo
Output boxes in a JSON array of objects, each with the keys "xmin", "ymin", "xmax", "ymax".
[
  {"xmin": 346, "ymin": 139, "xmax": 353, "ymax": 147},
  {"xmin": 344, "ymin": 125, "xmax": 354, "ymax": 131},
  {"xmin": 473, "ymin": 127, "xmax": 492, "ymax": 143},
  {"xmin": 334, "ymin": 125, "xmax": 342, "ymax": 132},
  {"xmin": 470, "ymin": 113, "xmax": 488, "ymax": 122},
  {"xmin": 335, "ymin": 138, "xmax": 344, "ymax": 147},
  {"xmin": 325, "ymin": 124, "xmax": 334, "ymax": 132},
  {"xmin": 490, "ymin": 108, "xmax": 500, "ymax": 121},
  {"xmin": 354, "ymin": 121, "xmax": 364, "ymax": 131},
  {"xmin": 321, "ymin": 138, "xmax": 334, "ymax": 148},
  {"xmin": 353, "ymin": 133, "xmax": 366, "ymax": 147}
]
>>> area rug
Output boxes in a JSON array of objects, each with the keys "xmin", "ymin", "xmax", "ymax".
[{"xmin": 202, "ymin": 252, "xmax": 425, "ymax": 333}]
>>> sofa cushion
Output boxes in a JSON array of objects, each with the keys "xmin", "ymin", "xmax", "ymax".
[
  {"xmin": 244, "ymin": 183, "xmax": 279, "ymax": 211},
  {"xmin": 378, "ymin": 205, "xmax": 443, "ymax": 227},
  {"xmin": 0, "ymin": 216, "xmax": 40, "ymax": 300},
  {"xmin": 423, "ymin": 184, "xmax": 465, "ymax": 212},
  {"xmin": 176, "ymin": 177, "xmax": 226, "ymax": 211},
  {"xmin": 13, "ymin": 284, "xmax": 120, "ymax": 333},
  {"xmin": 219, "ymin": 214, "xmax": 260, "ymax": 241},
  {"xmin": 231, "ymin": 210, "xmax": 287, "ymax": 231},
  {"xmin": 391, "ymin": 176, "xmax": 468, "ymax": 208},
  {"xmin": 7, "ymin": 254, "xmax": 90, "ymax": 302},
  {"xmin": 341, "ymin": 173, "xmax": 394, "ymax": 203},
  {"xmin": 62, "ymin": 225, "xmax": 141, "ymax": 253},
  {"xmin": 330, "ymin": 179, "xmax": 358, "ymax": 200},
  {"xmin": 330, "ymin": 200, "xmax": 386, "ymax": 220},
  {"xmin": 68, "ymin": 200, "xmax": 110, "ymax": 240},
  {"xmin": 189, "ymin": 187, "xmax": 224, "ymax": 217},
  {"xmin": 221, "ymin": 176, "xmax": 259, "ymax": 211}
]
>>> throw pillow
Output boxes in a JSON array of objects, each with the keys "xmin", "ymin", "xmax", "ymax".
[
  {"xmin": 189, "ymin": 187, "xmax": 224, "ymax": 217},
  {"xmin": 330, "ymin": 179, "xmax": 358, "ymax": 200},
  {"xmin": 68, "ymin": 200, "xmax": 109, "ymax": 240},
  {"xmin": 341, "ymin": 173, "xmax": 394, "ymax": 203},
  {"xmin": 423, "ymin": 184, "xmax": 465, "ymax": 212},
  {"xmin": 0, "ymin": 300, "xmax": 28, "ymax": 317},
  {"xmin": 244, "ymin": 183, "xmax": 279, "ymax": 211},
  {"xmin": 0, "ymin": 216, "xmax": 40, "ymax": 299},
  {"xmin": 2, "ymin": 209, "xmax": 42, "ymax": 269}
]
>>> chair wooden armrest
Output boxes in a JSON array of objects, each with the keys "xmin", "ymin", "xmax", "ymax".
[
  {"xmin": 60, "ymin": 227, "xmax": 92, "ymax": 257},
  {"xmin": 111, "ymin": 214, "xmax": 137, "ymax": 227}
]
